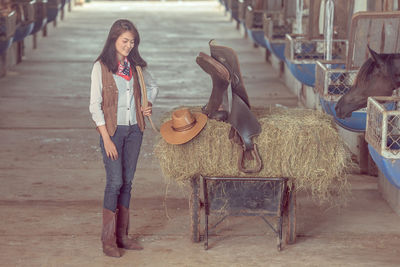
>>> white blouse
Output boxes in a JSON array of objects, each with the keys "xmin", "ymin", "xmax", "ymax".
[{"xmin": 89, "ymin": 61, "xmax": 159, "ymax": 127}]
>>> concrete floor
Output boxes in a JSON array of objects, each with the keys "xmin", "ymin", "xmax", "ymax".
[{"xmin": 0, "ymin": 1, "xmax": 399, "ymax": 266}]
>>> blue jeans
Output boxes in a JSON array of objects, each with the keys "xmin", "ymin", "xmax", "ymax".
[{"xmin": 100, "ymin": 124, "xmax": 143, "ymax": 212}]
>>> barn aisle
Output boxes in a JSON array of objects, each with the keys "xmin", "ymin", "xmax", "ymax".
[{"xmin": 0, "ymin": 1, "xmax": 399, "ymax": 266}]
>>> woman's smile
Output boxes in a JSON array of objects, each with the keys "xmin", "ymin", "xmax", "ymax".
[{"xmin": 115, "ymin": 31, "xmax": 135, "ymax": 61}]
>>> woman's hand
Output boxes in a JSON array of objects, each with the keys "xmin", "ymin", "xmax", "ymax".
[
  {"xmin": 97, "ymin": 125, "xmax": 118, "ymax": 160},
  {"xmin": 141, "ymin": 102, "xmax": 153, "ymax": 117},
  {"xmin": 103, "ymin": 137, "xmax": 118, "ymax": 160}
]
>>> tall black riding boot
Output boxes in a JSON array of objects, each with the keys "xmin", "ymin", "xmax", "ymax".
[
  {"xmin": 209, "ymin": 39, "xmax": 251, "ymax": 108},
  {"xmin": 196, "ymin": 52, "xmax": 230, "ymax": 121}
]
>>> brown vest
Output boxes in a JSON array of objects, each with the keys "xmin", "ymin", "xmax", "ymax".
[{"xmin": 100, "ymin": 62, "xmax": 145, "ymax": 136}]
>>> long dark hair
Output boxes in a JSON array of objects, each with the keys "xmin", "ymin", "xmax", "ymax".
[{"xmin": 96, "ymin": 19, "xmax": 147, "ymax": 73}]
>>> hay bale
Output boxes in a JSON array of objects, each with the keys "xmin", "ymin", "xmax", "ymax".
[{"xmin": 154, "ymin": 106, "xmax": 352, "ymax": 205}]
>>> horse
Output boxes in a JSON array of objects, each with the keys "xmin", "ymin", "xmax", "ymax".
[{"xmin": 335, "ymin": 46, "xmax": 400, "ymax": 119}]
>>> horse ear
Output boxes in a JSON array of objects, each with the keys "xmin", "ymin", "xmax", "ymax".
[{"xmin": 368, "ymin": 45, "xmax": 385, "ymax": 68}]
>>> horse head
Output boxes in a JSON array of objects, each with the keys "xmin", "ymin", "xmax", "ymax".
[{"xmin": 335, "ymin": 46, "xmax": 397, "ymax": 119}]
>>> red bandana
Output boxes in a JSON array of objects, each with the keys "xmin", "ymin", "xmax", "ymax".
[{"xmin": 116, "ymin": 58, "xmax": 132, "ymax": 81}]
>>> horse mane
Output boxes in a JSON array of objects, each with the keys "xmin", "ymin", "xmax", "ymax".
[
  {"xmin": 352, "ymin": 58, "xmax": 376, "ymax": 88},
  {"xmin": 353, "ymin": 54, "xmax": 400, "ymax": 88}
]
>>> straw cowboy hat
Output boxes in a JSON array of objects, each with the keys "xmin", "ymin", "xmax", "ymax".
[{"xmin": 160, "ymin": 108, "xmax": 207, "ymax": 145}]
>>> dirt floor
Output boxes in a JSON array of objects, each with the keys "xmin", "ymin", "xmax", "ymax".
[{"xmin": 0, "ymin": 1, "xmax": 399, "ymax": 266}]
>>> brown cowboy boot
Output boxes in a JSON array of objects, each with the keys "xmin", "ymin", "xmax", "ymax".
[
  {"xmin": 196, "ymin": 51, "xmax": 230, "ymax": 121},
  {"xmin": 101, "ymin": 208, "xmax": 121, "ymax": 257},
  {"xmin": 116, "ymin": 205, "xmax": 143, "ymax": 250},
  {"xmin": 209, "ymin": 39, "xmax": 251, "ymax": 108}
]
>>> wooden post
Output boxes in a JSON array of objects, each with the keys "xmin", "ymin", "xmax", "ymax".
[
  {"xmin": 358, "ymin": 134, "xmax": 369, "ymax": 174},
  {"xmin": 61, "ymin": 7, "xmax": 64, "ymax": 20},
  {"xmin": 333, "ymin": 0, "xmax": 355, "ymax": 40},
  {"xmin": 17, "ymin": 41, "xmax": 23, "ymax": 64},
  {"xmin": 190, "ymin": 176, "xmax": 201, "ymax": 243},
  {"xmin": 0, "ymin": 53, "xmax": 7, "ymax": 78},
  {"xmin": 284, "ymin": 0, "xmax": 296, "ymax": 21},
  {"xmin": 279, "ymin": 60, "xmax": 285, "ymax": 77},
  {"xmin": 33, "ymin": 33, "xmax": 37, "ymax": 49},
  {"xmin": 43, "ymin": 24, "xmax": 47, "ymax": 37},
  {"xmin": 368, "ymin": 0, "xmax": 383, "ymax": 11},
  {"xmin": 265, "ymin": 47, "xmax": 271, "ymax": 62},
  {"xmin": 308, "ymin": 0, "xmax": 322, "ymax": 39}
]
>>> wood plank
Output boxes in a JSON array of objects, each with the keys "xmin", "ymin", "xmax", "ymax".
[
  {"xmin": 384, "ymin": 0, "xmax": 394, "ymax": 11},
  {"xmin": 382, "ymin": 18, "xmax": 400, "ymax": 52},
  {"xmin": 265, "ymin": 0, "xmax": 282, "ymax": 12},
  {"xmin": 347, "ymin": 12, "xmax": 400, "ymax": 69},
  {"xmin": 396, "ymin": 22, "xmax": 400, "ymax": 53},
  {"xmin": 369, "ymin": 18, "xmax": 384, "ymax": 52},
  {"xmin": 351, "ymin": 18, "xmax": 370, "ymax": 68},
  {"xmin": 368, "ymin": 0, "xmax": 383, "ymax": 11},
  {"xmin": 253, "ymin": 0, "xmax": 264, "ymax": 10},
  {"xmin": 308, "ymin": 0, "xmax": 322, "ymax": 39},
  {"xmin": 283, "ymin": 0, "xmax": 296, "ymax": 19},
  {"xmin": 334, "ymin": 0, "xmax": 354, "ymax": 39}
]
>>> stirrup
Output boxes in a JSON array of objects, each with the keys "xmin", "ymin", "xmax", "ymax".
[{"xmin": 238, "ymin": 144, "xmax": 262, "ymax": 173}]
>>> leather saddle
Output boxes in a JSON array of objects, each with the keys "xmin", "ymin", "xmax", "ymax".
[{"xmin": 196, "ymin": 40, "xmax": 262, "ymax": 173}]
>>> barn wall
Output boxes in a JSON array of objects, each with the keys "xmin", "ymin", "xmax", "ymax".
[{"xmin": 378, "ymin": 171, "xmax": 400, "ymax": 216}]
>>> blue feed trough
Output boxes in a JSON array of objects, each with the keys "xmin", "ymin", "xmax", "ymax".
[
  {"xmin": 369, "ymin": 145, "xmax": 400, "ymax": 189},
  {"xmin": 285, "ymin": 59, "xmax": 316, "ymax": 87},
  {"xmin": 229, "ymin": 6, "xmax": 239, "ymax": 22},
  {"xmin": 31, "ymin": 17, "xmax": 48, "ymax": 35},
  {"xmin": 13, "ymin": 22, "xmax": 34, "ymax": 43},
  {"xmin": 47, "ymin": 9, "xmax": 58, "ymax": 23},
  {"xmin": 232, "ymin": 13, "xmax": 240, "ymax": 23},
  {"xmin": 47, "ymin": 3, "xmax": 62, "ymax": 23},
  {"xmin": 31, "ymin": 1, "xmax": 48, "ymax": 35},
  {"xmin": 0, "ymin": 38, "xmax": 14, "ymax": 54},
  {"xmin": 319, "ymin": 97, "xmax": 396, "ymax": 132},
  {"xmin": 319, "ymin": 97, "xmax": 366, "ymax": 132},
  {"xmin": 264, "ymin": 37, "xmax": 285, "ymax": 61},
  {"xmin": 246, "ymin": 29, "xmax": 268, "ymax": 48}
]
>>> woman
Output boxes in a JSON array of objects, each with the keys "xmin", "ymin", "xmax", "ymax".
[{"xmin": 89, "ymin": 19, "xmax": 158, "ymax": 257}]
